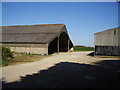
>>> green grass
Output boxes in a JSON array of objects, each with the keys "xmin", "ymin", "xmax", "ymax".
[
  {"xmin": 74, "ymin": 46, "xmax": 94, "ymax": 51},
  {"xmin": 13, "ymin": 52, "xmax": 42, "ymax": 56}
]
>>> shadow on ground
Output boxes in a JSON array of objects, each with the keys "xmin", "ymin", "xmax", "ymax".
[
  {"xmin": 87, "ymin": 52, "xmax": 94, "ymax": 56},
  {"xmin": 2, "ymin": 60, "xmax": 120, "ymax": 88}
]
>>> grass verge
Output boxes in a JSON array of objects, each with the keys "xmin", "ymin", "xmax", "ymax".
[
  {"xmin": 7, "ymin": 56, "xmax": 46, "ymax": 66},
  {"xmin": 74, "ymin": 46, "xmax": 94, "ymax": 51},
  {"xmin": 1, "ymin": 53, "xmax": 49, "ymax": 67}
]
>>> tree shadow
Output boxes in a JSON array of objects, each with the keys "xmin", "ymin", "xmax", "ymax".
[{"xmin": 2, "ymin": 61, "xmax": 120, "ymax": 88}]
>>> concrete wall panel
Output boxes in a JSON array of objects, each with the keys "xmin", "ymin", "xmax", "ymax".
[{"xmin": 94, "ymin": 28, "xmax": 119, "ymax": 46}]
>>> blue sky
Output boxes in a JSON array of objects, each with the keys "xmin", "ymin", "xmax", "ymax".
[{"xmin": 2, "ymin": 2, "xmax": 118, "ymax": 46}]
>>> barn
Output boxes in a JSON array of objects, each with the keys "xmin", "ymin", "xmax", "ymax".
[
  {"xmin": 94, "ymin": 27, "xmax": 120, "ymax": 56},
  {"xmin": 1, "ymin": 24, "xmax": 73, "ymax": 55}
]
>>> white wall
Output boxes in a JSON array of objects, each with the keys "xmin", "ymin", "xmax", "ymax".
[{"xmin": 94, "ymin": 27, "xmax": 119, "ymax": 46}]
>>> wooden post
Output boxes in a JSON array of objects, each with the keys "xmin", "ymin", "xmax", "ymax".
[{"xmin": 57, "ymin": 37, "xmax": 59, "ymax": 53}]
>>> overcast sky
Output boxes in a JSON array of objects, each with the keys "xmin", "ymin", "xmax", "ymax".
[{"xmin": 2, "ymin": 2, "xmax": 118, "ymax": 46}]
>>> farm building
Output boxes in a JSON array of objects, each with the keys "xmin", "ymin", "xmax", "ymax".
[
  {"xmin": 1, "ymin": 24, "xmax": 73, "ymax": 55},
  {"xmin": 94, "ymin": 27, "xmax": 120, "ymax": 56}
]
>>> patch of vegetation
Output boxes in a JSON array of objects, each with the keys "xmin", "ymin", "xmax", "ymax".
[
  {"xmin": 7, "ymin": 56, "xmax": 45, "ymax": 66},
  {"xmin": 0, "ymin": 47, "xmax": 47, "ymax": 67},
  {"xmin": 0, "ymin": 47, "xmax": 13, "ymax": 66},
  {"xmin": 74, "ymin": 45, "xmax": 94, "ymax": 51},
  {"xmin": 13, "ymin": 52, "xmax": 42, "ymax": 56}
]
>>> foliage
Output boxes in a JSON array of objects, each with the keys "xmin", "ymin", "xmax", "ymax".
[
  {"xmin": 2, "ymin": 47, "xmax": 13, "ymax": 58},
  {"xmin": 0, "ymin": 46, "xmax": 13, "ymax": 66}
]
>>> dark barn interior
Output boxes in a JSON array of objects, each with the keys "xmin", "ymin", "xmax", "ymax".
[
  {"xmin": 59, "ymin": 32, "xmax": 69, "ymax": 52},
  {"xmin": 48, "ymin": 32, "xmax": 73, "ymax": 54},
  {"xmin": 48, "ymin": 37, "xmax": 58, "ymax": 54}
]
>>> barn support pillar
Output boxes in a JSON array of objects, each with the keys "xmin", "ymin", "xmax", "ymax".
[
  {"xmin": 57, "ymin": 36, "xmax": 59, "ymax": 53},
  {"xmin": 68, "ymin": 38, "xmax": 70, "ymax": 52}
]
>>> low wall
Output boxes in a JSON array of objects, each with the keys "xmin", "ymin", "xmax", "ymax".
[
  {"xmin": 3, "ymin": 44, "xmax": 48, "ymax": 55},
  {"xmin": 95, "ymin": 45, "xmax": 120, "ymax": 56}
]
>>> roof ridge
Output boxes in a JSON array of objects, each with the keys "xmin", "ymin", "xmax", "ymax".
[
  {"xmin": 2, "ymin": 24, "xmax": 65, "ymax": 27},
  {"xmin": 94, "ymin": 27, "xmax": 120, "ymax": 34}
]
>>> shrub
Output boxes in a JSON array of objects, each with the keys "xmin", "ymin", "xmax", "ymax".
[
  {"xmin": 2, "ymin": 47, "xmax": 13, "ymax": 58},
  {"xmin": 0, "ymin": 47, "xmax": 13, "ymax": 66}
]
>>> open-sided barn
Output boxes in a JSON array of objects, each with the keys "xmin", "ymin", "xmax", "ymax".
[
  {"xmin": 94, "ymin": 27, "xmax": 120, "ymax": 56},
  {"xmin": 1, "ymin": 24, "xmax": 73, "ymax": 55}
]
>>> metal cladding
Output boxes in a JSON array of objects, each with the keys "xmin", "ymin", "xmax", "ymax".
[{"xmin": 94, "ymin": 27, "xmax": 120, "ymax": 56}]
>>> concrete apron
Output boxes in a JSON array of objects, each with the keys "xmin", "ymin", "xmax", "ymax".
[
  {"xmin": 1, "ymin": 51, "xmax": 118, "ymax": 83},
  {"xmin": 1, "ymin": 52, "xmax": 91, "ymax": 83}
]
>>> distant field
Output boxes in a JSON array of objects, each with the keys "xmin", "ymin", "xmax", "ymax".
[{"xmin": 73, "ymin": 46, "xmax": 94, "ymax": 51}]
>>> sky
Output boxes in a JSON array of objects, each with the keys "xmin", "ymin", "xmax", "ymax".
[
  {"xmin": 1, "ymin": 0, "xmax": 118, "ymax": 2},
  {"xmin": 2, "ymin": 2, "xmax": 119, "ymax": 46}
]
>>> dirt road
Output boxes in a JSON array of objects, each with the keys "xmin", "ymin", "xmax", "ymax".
[{"xmin": 1, "ymin": 51, "xmax": 120, "ymax": 88}]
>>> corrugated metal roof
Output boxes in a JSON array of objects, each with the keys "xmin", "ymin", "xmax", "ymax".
[{"xmin": 1, "ymin": 24, "xmax": 69, "ymax": 44}]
